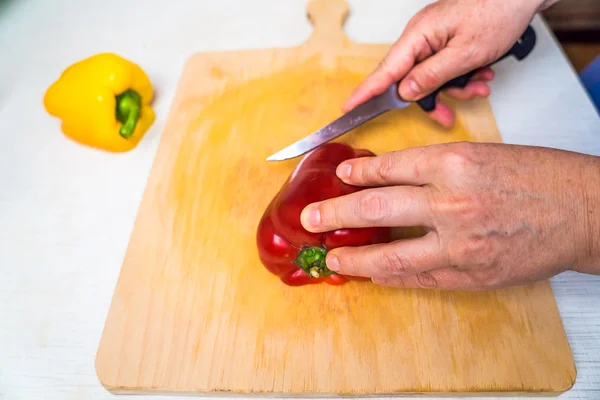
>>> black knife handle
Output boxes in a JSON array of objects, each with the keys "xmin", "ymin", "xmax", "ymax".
[{"xmin": 416, "ymin": 24, "xmax": 537, "ymax": 112}]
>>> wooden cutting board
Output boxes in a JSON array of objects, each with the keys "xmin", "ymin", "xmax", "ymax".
[{"xmin": 95, "ymin": 0, "xmax": 576, "ymax": 396}]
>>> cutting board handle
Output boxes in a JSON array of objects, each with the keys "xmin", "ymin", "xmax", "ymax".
[{"xmin": 306, "ymin": 0, "xmax": 351, "ymax": 47}]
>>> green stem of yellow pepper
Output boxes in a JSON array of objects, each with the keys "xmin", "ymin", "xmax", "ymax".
[{"xmin": 116, "ymin": 89, "xmax": 142, "ymax": 139}]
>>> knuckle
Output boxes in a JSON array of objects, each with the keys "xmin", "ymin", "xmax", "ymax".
[
  {"xmin": 439, "ymin": 142, "xmax": 476, "ymax": 174},
  {"xmin": 429, "ymin": 192, "xmax": 485, "ymax": 225},
  {"xmin": 462, "ymin": 41, "xmax": 475, "ymax": 59},
  {"xmin": 456, "ymin": 30, "xmax": 492, "ymax": 64},
  {"xmin": 381, "ymin": 250, "xmax": 412, "ymax": 276},
  {"xmin": 405, "ymin": 17, "xmax": 419, "ymax": 30},
  {"xmin": 373, "ymin": 154, "xmax": 396, "ymax": 182},
  {"xmin": 357, "ymin": 191, "xmax": 389, "ymax": 222},
  {"xmin": 406, "ymin": 9, "xmax": 427, "ymax": 30},
  {"xmin": 377, "ymin": 57, "xmax": 396, "ymax": 81},
  {"xmin": 451, "ymin": 235, "xmax": 495, "ymax": 268},
  {"xmin": 321, "ymin": 200, "xmax": 343, "ymax": 227},
  {"xmin": 335, "ymin": 251, "xmax": 355, "ymax": 273},
  {"xmin": 458, "ymin": 195, "xmax": 484, "ymax": 221},
  {"xmin": 415, "ymin": 65, "xmax": 439, "ymax": 91},
  {"xmin": 351, "ymin": 160, "xmax": 367, "ymax": 183},
  {"xmin": 416, "ymin": 272, "xmax": 438, "ymax": 288},
  {"xmin": 472, "ymin": 236, "xmax": 494, "ymax": 258},
  {"xmin": 463, "ymin": 42, "xmax": 486, "ymax": 66}
]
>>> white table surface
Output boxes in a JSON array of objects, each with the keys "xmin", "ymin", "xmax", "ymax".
[{"xmin": 1, "ymin": 0, "xmax": 599, "ymax": 399}]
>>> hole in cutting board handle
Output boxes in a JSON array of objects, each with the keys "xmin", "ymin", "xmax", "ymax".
[{"xmin": 305, "ymin": 0, "xmax": 351, "ymax": 45}]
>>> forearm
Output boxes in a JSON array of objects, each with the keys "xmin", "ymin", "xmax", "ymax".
[{"xmin": 572, "ymin": 155, "xmax": 600, "ymax": 275}]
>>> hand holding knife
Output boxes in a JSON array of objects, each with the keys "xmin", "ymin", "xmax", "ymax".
[{"xmin": 266, "ymin": 25, "xmax": 536, "ymax": 162}]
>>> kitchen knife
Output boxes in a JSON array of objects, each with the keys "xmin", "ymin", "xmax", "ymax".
[{"xmin": 266, "ymin": 25, "xmax": 536, "ymax": 162}]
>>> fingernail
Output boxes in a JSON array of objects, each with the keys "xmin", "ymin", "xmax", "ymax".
[
  {"xmin": 403, "ymin": 79, "xmax": 420, "ymax": 99},
  {"xmin": 327, "ymin": 255, "xmax": 340, "ymax": 272},
  {"xmin": 337, "ymin": 163, "xmax": 352, "ymax": 180},
  {"xmin": 303, "ymin": 206, "xmax": 321, "ymax": 228}
]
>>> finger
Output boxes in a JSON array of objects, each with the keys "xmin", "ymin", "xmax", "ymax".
[
  {"xmin": 301, "ymin": 186, "xmax": 432, "ymax": 233},
  {"xmin": 336, "ymin": 146, "xmax": 431, "ymax": 187},
  {"xmin": 327, "ymin": 232, "xmax": 446, "ymax": 279},
  {"xmin": 442, "ymin": 81, "xmax": 491, "ymax": 101},
  {"xmin": 440, "ymin": 67, "xmax": 494, "ymax": 100},
  {"xmin": 419, "ymin": 68, "xmax": 493, "ymax": 128},
  {"xmin": 429, "ymin": 68, "xmax": 493, "ymax": 109},
  {"xmin": 372, "ymin": 267, "xmax": 480, "ymax": 291},
  {"xmin": 342, "ymin": 31, "xmax": 421, "ymax": 112},
  {"xmin": 425, "ymin": 100, "xmax": 455, "ymax": 128},
  {"xmin": 467, "ymin": 67, "xmax": 495, "ymax": 82},
  {"xmin": 398, "ymin": 46, "xmax": 487, "ymax": 101}
]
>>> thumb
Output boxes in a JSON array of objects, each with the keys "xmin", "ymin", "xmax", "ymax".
[
  {"xmin": 343, "ymin": 32, "xmax": 420, "ymax": 112},
  {"xmin": 398, "ymin": 46, "xmax": 484, "ymax": 101}
]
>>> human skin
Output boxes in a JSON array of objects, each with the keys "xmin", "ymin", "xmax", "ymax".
[
  {"xmin": 343, "ymin": 0, "xmax": 561, "ymax": 128},
  {"xmin": 299, "ymin": 0, "xmax": 600, "ymax": 290},
  {"xmin": 300, "ymin": 143, "xmax": 600, "ymax": 290}
]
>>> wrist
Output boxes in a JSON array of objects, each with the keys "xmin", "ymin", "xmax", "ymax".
[{"xmin": 572, "ymin": 156, "xmax": 600, "ymax": 274}]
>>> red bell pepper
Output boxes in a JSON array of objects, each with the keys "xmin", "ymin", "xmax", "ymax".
[{"xmin": 256, "ymin": 142, "xmax": 392, "ymax": 286}]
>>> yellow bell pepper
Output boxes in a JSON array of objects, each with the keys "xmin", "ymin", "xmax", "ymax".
[{"xmin": 43, "ymin": 53, "xmax": 155, "ymax": 152}]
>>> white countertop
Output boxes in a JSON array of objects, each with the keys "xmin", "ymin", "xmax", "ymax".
[{"xmin": 0, "ymin": 0, "xmax": 599, "ymax": 399}]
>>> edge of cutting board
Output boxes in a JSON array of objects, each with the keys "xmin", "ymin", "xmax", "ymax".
[{"xmin": 103, "ymin": 389, "xmax": 571, "ymax": 398}]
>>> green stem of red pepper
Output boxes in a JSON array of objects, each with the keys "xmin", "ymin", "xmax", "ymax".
[{"xmin": 295, "ymin": 246, "xmax": 336, "ymax": 278}]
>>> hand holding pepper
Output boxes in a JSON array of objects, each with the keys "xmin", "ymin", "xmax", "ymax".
[
  {"xmin": 291, "ymin": 0, "xmax": 600, "ymax": 291},
  {"xmin": 257, "ymin": 143, "xmax": 392, "ymax": 286},
  {"xmin": 300, "ymin": 142, "xmax": 600, "ymax": 290}
]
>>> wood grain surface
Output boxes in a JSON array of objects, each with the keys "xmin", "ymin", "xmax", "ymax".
[{"xmin": 95, "ymin": 0, "xmax": 576, "ymax": 396}]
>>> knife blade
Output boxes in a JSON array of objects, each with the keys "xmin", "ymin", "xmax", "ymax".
[
  {"xmin": 266, "ymin": 24, "xmax": 536, "ymax": 162},
  {"xmin": 266, "ymin": 82, "xmax": 408, "ymax": 162}
]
